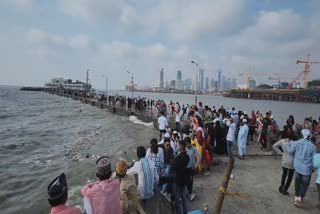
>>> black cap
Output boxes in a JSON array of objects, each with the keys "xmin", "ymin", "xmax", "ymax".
[{"xmin": 48, "ymin": 173, "xmax": 68, "ymax": 200}]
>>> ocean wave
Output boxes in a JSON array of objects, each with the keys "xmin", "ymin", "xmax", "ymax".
[{"xmin": 128, "ymin": 115, "xmax": 153, "ymax": 127}]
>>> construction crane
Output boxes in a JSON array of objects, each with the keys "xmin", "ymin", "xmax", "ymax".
[
  {"xmin": 296, "ymin": 53, "xmax": 320, "ymax": 89},
  {"xmin": 268, "ymin": 71, "xmax": 305, "ymax": 89},
  {"xmin": 239, "ymin": 73, "xmax": 252, "ymax": 90}
]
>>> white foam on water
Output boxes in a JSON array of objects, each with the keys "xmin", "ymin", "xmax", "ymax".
[{"xmin": 128, "ymin": 115, "xmax": 153, "ymax": 127}]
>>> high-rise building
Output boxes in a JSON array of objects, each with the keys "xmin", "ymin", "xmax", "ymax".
[
  {"xmin": 159, "ymin": 68, "xmax": 164, "ymax": 89},
  {"xmin": 249, "ymin": 79, "xmax": 256, "ymax": 89},
  {"xmin": 199, "ymin": 69, "xmax": 205, "ymax": 91},
  {"xmin": 231, "ymin": 78, "xmax": 237, "ymax": 89},
  {"xmin": 218, "ymin": 70, "xmax": 222, "ymax": 91},
  {"xmin": 210, "ymin": 78, "xmax": 215, "ymax": 89},
  {"xmin": 177, "ymin": 70, "xmax": 182, "ymax": 80},
  {"xmin": 227, "ymin": 78, "xmax": 231, "ymax": 90},
  {"xmin": 170, "ymin": 80, "xmax": 176, "ymax": 89},
  {"xmin": 205, "ymin": 77, "xmax": 209, "ymax": 90},
  {"xmin": 184, "ymin": 79, "xmax": 193, "ymax": 90},
  {"xmin": 222, "ymin": 75, "xmax": 226, "ymax": 91}
]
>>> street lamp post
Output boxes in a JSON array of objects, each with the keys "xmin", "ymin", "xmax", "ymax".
[
  {"xmin": 191, "ymin": 61, "xmax": 199, "ymax": 105},
  {"xmin": 126, "ymin": 71, "xmax": 134, "ymax": 99}
]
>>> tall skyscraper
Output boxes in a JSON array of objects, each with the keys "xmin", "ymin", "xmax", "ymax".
[
  {"xmin": 184, "ymin": 79, "xmax": 193, "ymax": 90},
  {"xmin": 218, "ymin": 70, "xmax": 222, "ymax": 91},
  {"xmin": 210, "ymin": 78, "xmax": 215, "ymax": 89},
  {"xmin": 199, "ymin": 69, "xmax": 205, "ymax": 91},
  {"xmin": 205, "ymin": 77, "xmax": 209, "ymax": 90},
  {"xmin": 222, "ymin": 75, "xmax": 226, "ymax": 91},
  {"xmin": 227, "ymin": 78, "xmax": 231, "ymax": 90},
  {"xmin": 231, "ymin": 78, "xmax": 237, "ymax": 89},
  {"xmin": 159, "ymin": 68, "xmax": 164, "ymax": 89},
  {"xmin": 177, "ymin": 70, "xmax": 182, "ymax": 80}
]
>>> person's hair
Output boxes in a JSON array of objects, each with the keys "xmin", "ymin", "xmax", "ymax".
[
  {"xmin": 178, "ymin": 140, "xmax": 187, "ymax": 148},
  {"xmin": 116, "ymin": 172, "xmax": 126, "ymax": 178},
  {"xmin": 164, "ymin": 137, "xmax": 170, "ymax": 143},
  {"xmin": 137, "ymin": 146, "xmax": 146, "ymax": 158},
  {"xmin": 96, "ymin": 171, "xmax": 112, "ymax": 181},
  {"xmin": 150, "ymin": 138, "xmax": 158, "ymax": 145},
  {"xmin": 184, "ymin": 136, "xmax": 191, "ymax": 145},
  {"xmin": 151, "ymin": 143, "xmax": 159, "ymax": 154},
  {"xmin": 181, "ymin": 125, "xmax": 190, "ymax": 135},
  {"xmin": 160, "ymin": 111, "xmax": 164, "ymax": 115},
  {"xmin": 48, "ymin": 192, "xmax": 68, "ymax": 207}
]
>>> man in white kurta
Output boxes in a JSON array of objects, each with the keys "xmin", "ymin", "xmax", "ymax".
[{"xmin": 237, "ymin": 119, "xmax": 249, "ymax": 159}]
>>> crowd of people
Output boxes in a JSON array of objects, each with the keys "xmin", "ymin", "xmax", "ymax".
[{"xmin": 47, "ymin": 98, "xmax": 320, "ymax": 214}]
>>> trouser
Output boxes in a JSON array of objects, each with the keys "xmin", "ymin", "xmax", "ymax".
[
  {"xmin": 176, "ymin": 122, "xmax": 181, "ymax": 133},
  {"xmin": 249, "ymin": 128, "xmax": 255, "ymax": 141},
  {"xmin": 174, "ymin": 184, "xmax": 187, "ymax": 214},
  {"xmin": 260, "ymin": 133, "xmax": 267, "ymax": 149},
  {"xmin": 294, "ymin": 172, "xmax": 311, "ymax": 198},
  {"xmin": 186, "ymin": 168, "xmax": 194, "ymax": 194},
  {"xmin": 227, "ymin": 140, "xmax": 233, "ymax": 157},
  {"xmin": 280, "ymin": 167, "xmax": 294, "ymax": 191},
  {"xmin": 317, "ymin": 183, "xmax": 320, "ymax": 202},
  {"xmin": 159, "ymin": 129, "xmax": 166, "ymax": 141},
  {"xmin": 238, "ymin": 146, "xmax": 246, "ymax": 157},
  {"xmin": 162, "ymin": 165, "xmax": 172, "ymax": 194}
]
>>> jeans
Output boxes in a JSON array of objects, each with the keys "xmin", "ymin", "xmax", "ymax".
[
  {"xmin": 281, "ymin": 167, "xmax": 294, "ymax": 191},
  {"xmin": 227, "ymin": 140, "xmax": 233, "ymax": 157},
  {"xmin": 294, "ymin": 172, "xmax": 311, "ymax": 198},
  {"xmin": 159, "ymin": 129, "xmax": 166, "ymax": 141},
  {"xmin": 175, "ymin": 122, "xmax": 181, "ymax": 133},
  {"xmin": 174, "ymin": 184, "xmax": 187, "ymax": 214},
  {"xmin": 162, "ymin": 165, "xmax": 172, "ymax": 194},
  {"xmin": 260, "ymin": 133, "xmax": 267, "ymax": 149},
  {"xmin": 186, "ymin": 168, "xmax": 194, "ymax": 194}
]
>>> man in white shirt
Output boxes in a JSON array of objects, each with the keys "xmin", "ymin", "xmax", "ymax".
[
  {"xmin": 127, "ymin": 146, "xmax": 159, "ymax": 211},
  {"xmin": 158, "ymin": 111, "xmax": 168, "ymax": 141},
  {"xmin": 225, "ymin": 117, "xmax": 236, "ymax": 158}
]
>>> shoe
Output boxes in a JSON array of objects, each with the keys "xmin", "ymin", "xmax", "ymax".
[
  {"xmin": 190, "ymin": 193, "xmax": 196, "ymax": 201},
  {"xmin": 278, "ymin": 186, "xmax": 283, "ymax": 194},
  {"xmin": 204, "ymin": 171, "xmax": 210, "ymax": 176},
  {"xmin": 163, "ymin": 193, "xmax": 172, "ymax": 203},
  {"xmin": 282, "ymin": 191, "xmax": 289, "ymax": 195},
  {"xmin": 295, "ymin": 197, "xmax": 302, "ymax": 208}
]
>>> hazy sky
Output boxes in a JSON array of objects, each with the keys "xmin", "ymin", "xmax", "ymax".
[{"xmin": 1, "ymin": 0, "xmax": 320, "ymax": 89}]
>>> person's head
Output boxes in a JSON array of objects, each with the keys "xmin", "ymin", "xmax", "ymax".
[
  {"xmin": 151, "ymin": 142, "xmax": 159, "ymax": 154},
  {"xmin": 266, "ymin": 112, "xmax": 271, "ymax": 118},
  {"xmin": 164, "ymin": 138, "xmax": 171, "ymax": 150},
  {"xmin": 184, "ymin": 136, "xmax": 192, "ymax": 148},
  {"xmin": 301, "ymin": 129, "xmax": 311, "ymax": 140},
  {"xmin": 242, "ymin": 119, "xmax": 247, "ymax": 125},
  {"xmin": 96, "ymin": 156, "xmax": 112, "ymax": 181},
  {"xmin": 189, "ymin": 109, "xmax": 195, "ymax": 116},
  {"xmin": 181, "ymin": 124, "xmax": 190, "ymax": 136},
  {"xmin": 160, "ymin": 111, "xmax": 164, "ymax": 116},
  {"xmin": 205, "ymin": 105, "xmax": 209, "ymax": 111},
  {"xmin": 229, "ymin": 118, "xmax": 233, "ymax": 123},
  {"xmin": 177, "ymin": 140, "xmax": 187, "ymax": 152},
  {"xmin": 137, "ymin": 146, "xmax": 146, "ymax": 159},
  {"xmin": 150, "ymin": 138, "xmax": 158, "ymax": 145},
  {"xmin": 48, "ymin": 173, "xmax": 68, "ymax": 207},
  {"xmin": 116, "ymin": 160, "xmax": 128, "ymax": 178},
  {"xmin": 199, "ymin": 102, "xmax": 202, "ymax": 107}
]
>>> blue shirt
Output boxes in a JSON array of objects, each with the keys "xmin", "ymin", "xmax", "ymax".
[
  {"xmin": 286, "ymin": 138, "xmax": 316, "ymax": 175},
  {"xmin": 186, "ymin": 146, "xmax": 201, "ymax": 169},
  {"xmin": 313, "ymin": 153, "xmax": 320, "ymax": 184}
]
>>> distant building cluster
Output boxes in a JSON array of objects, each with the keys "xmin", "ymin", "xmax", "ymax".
[{"xmin": 157, "ymin": 68, "xmax": 238, "ymax": 93}]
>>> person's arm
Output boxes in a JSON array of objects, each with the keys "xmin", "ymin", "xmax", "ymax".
[
  {"xmin": 146, "ymin": 148, "xmax": 151, "ymax": 159},
  {"xmin": 165, "ymin": 118, "xmax": 168, "ymax": 127},
  {"xmin": 273, "ymin": 140, "xmax": 284, "ymax": 155},
  {"xmin": 313, "ymin": 154, "xmax": 320, "ymax": 169},
  {"xmin": 194, "ymin": 149, "xmax": 201, "ymax": 169},
  {"xmin": 120, "ymin": 183, "xmax": 129, "ymax": 214},
  {"xmin": 127, "ymin": 161, "xmax": 139, "ymax": 175},
  {"xmin": 81, "ymin": 182, "xmax": 98, "ymax": 197},
  {"xmin": 159, "ymin": 148, "xmax": 164, "ymax": 163},
  {"xmin": 286, "ymin": 141, "xmax": 297, "ymax": 155}
]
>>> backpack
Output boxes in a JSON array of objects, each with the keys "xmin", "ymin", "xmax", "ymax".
[{"xmin": 196, "ymin": 115, "xmax": 204, "ymax": 128}]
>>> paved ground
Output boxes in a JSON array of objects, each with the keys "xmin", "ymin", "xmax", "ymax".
[{"xmin": 187, "ymin": 156, "xmax": 319, "ymax": 214}]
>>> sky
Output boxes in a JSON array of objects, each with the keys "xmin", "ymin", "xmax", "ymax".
[{"xmin": 1, "ymin": 0, "xmax": 320, "ymax": 90}]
